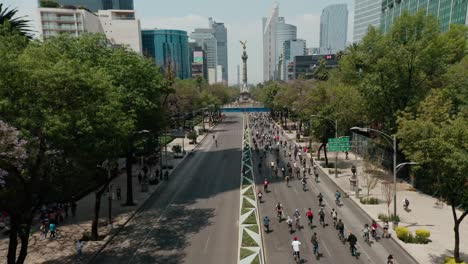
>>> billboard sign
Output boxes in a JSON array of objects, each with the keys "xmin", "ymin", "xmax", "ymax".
[{"xmin": 193, "ymin": 51, "xmax": 203, "ymax": 64}]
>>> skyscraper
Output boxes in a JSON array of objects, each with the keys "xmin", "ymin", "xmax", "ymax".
[
  {"xmin": 263, "ymin": 3, "xmax": 297, "ymax": 82},
  {"xmin": 141, "ymin": 29, "xmax": 190, "ymax": 79},
  {"xmin": 381, "ymin": 0, "xmax": 468, "ymax": 33},
  {"xmin": 353, "ymin": 0, "xmax": 381, "ymax": 43},
  {"xmin": 283, "ymin": 39, "xmax": 306, "ymax": 80},
  {"xmin": 276, "ymin": 18, "xmax": 297, "ymax": 80},
  {"xmin": 263, "ymin": 3, "xmax": 279, "ymax": 82},
  {"xmin": 320, "ymin": 4, "xmax": 348, "ymax": 54},
  {"xmin": 43, "ymin": 0, "xmax": 134, "ymax": 12},
  {"xmin": 210, "ymin": 18, "xmax": 228, "ymax": 83},
  {"xmin": 190, "ymin": 28, "xmax": 218, "ymax": 84}
]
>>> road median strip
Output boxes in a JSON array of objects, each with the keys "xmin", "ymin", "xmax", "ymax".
[{"xmin": 237, "ymin": 114, "xmax": 265, "ymax": 264}]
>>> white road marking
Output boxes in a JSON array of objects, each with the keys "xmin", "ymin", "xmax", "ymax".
[{"xmin": 203, "ymin": 235, "xmax": 211, "ymax": 253}]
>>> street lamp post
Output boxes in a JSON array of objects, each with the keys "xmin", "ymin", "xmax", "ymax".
[
  {"xmin": 311, "ymin": 115, "xmax": 338, "ymax": 178},
  {"xmin": 350, "ymin": 127, "xmax": 417, "ymax": 224}
]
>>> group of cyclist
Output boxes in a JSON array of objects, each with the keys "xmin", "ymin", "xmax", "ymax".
[{"xmin": 249, "ymin": 113, "xmax": 395, "ymax": 263}]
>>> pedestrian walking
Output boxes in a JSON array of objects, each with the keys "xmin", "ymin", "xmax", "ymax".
[
  {"xmin": 40, "ymin": 222, "xmax": 48, "ymax": 240},
  {"xmin": 76, "ymin": 239, "xmax": 84, "ymax": 261},
  {"xmin": 49, "ymin": 222, "xmax": 56, "ymax": 239},
  {"xmin": 116, "ymin": 186, "xmax": 122, "ymax": 200}
]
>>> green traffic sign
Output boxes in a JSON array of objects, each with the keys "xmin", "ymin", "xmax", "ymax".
[{"xmin": 328, "ymin": 137, "xmax": 351, "ymax": 152}]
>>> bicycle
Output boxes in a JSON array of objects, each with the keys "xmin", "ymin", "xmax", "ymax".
[{"xmin": 293, "ymin": 251, "xmax": 301, "ymax": 263}]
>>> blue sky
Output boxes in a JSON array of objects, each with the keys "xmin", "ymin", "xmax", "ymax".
[{"xmin": 3, "ymin": 0, "xmax": 355, "ymax": 84}]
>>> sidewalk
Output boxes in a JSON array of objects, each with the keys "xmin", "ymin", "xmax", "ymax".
[
  {"xmin": 280, "ymin": 125, "xmax": 468, "ymax": 264},
  {"xmin": 0, "ymin": 124, "xmax": 215, "ymax": 264}
]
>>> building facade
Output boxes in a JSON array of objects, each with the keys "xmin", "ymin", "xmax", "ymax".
[
  {"xmin": 38, "ymin": 7, "xmax": 103, "ymax": 40},
  {"xmin": 189, "ymin": 44, "xmax": 208, "ymax": 80},
  {"xmin": 141, "ymin": 29, "xmax": 190, "ymax": 79},
  {"xmin": 381, "ymin": 0, "xmax": 468, "ymax": 33},
  {"xmin": 292, "ymin": 54, "xmax": 339, "ymax": 79},
  {"xmin": 190, "ymin": 28, "xmax": 218, "ymax": 84},
  {"xmin": 210, "ymin": 18, "xmax": 228, "ymax": 83},
  {"xmin": 283, "ymin": 39, "xmax": 306, "ymax": 80},
  {"xmin": 353, "ymin": 0, "xmax": 381, "ymax": 43},
  {"xmin": 97, "ymin": 9, "xmax": 141, "ymax": 53},
  {"xmin": 44, "ymin": 0, "xmax": 134, "ymax": 12},
  {"xmin": 276, "ymin": 17, "xmax": 297, "ymax": 80},
  {"xmin": 320, "ymin": 4, "xmax": 348, "ymax": 54},
  {"xmin": 263, "ymin": 3, "xmax": 279, "ymax": 82}
]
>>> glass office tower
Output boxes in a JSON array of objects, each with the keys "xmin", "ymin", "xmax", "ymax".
[
  {"xmin": 381, "ymin": 0, "xmax": 468, "ymax": 33},
  {"xmin": 142, "ymin": 29, "xmax": 190, "ymax": 79}
]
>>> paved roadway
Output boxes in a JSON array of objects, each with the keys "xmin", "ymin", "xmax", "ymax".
[
  {"xmin": 249, "ymin": 115, "xmax": 419, "ymax": 264},
  {"xmin": 92, "ymin": 113, "xmax": 242, "ymax": 264}
]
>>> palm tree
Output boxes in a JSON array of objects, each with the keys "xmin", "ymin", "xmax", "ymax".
[{"xmin": 0, "ymin": 3, "xmax": 32, "ymax": 38}]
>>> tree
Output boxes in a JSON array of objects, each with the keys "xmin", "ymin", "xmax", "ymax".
[
  {"xmin": 361, "ymin": 161, "xmax": 379, "ymax": 198},
  {"xmin": 397, "ymin": 87, "xmax": 467, "ymax": 262},
  {"xmin": 0, "ymin": 32, "xmax": 131, "ymax": 263},
  {"xmin": 313, "ymin": 58, "xmax": 329, "ymax": 81},
  {"xmin": 0, "ymin": 4, "xmax": 32, "ymax": 39},
  {"xmin": 338, "ymin": 12, "xmax": 467, "ymax": 131},
  {"xmin": 381, "ymin": 181, "xmax": 394, "ymax": 217}
]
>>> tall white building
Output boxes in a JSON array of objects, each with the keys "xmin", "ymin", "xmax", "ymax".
[
  {"xmin": 353, "ymin": 0, "xmax": 381, "ymax": 43},
  {"xmin": 262, "ymin": 3, "xmax": 279, "ymax": 82},
  {"xmin": 209, "ymin": 18, "xmax": 228, "ymax": 83},
  {"xmin": 38, "ymin": 7, "xmax": 103, "ymax": 40},
  {"xmin": 320, "ymin": 4, "xmax": 348, "ymax": 54},
  {"xmin": 98, "ymin": 10, "xmax": 142, "ymax": 53},
  {"xmin": 263, "ymin": 3, "xmax": 297, "ymax": 82},
  {"xmin": 276, "ymin": 17, "xmax": 297, "ymax": 80},
  {"xmin": 190, "ymin": 28, "xmax": 218, "ymax": 84}
]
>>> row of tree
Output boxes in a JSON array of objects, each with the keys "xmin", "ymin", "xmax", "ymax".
[
  {"xmin": 0, "ymin": 12, "xmax": 236, "ymax": 264},
  {"xmin": 252, "ymin": 12, "xmax": 467, "ymax": 262}
]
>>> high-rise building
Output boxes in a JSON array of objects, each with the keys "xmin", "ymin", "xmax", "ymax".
[
  {"xmin": 141, "ymin": 29, "xmax": 190, "ymax": 79},
  {"xmin": 190, "ymin": 28, "xmax": 218, "ymax": 84},
  {"xmin": 320, "ymin": 4, "xmax": 348, "ymax": 54},
  {"xmin": 263, "ymin": 3, "xmax": 297, "ymax": 82},
  {"xmin": 263, "ymin": 3, "xmax": 279, "ymax": 82},
  {"xmin": 209, "ymin": 18, "xmax": 228, "ymax": 83},
  {"xmin": 381, "ymin": 0, "xmax": 468, "ymax": 33},
  {"xmin": 276, "ymin": 17, "xmax": 297, "ymax": 80},
  {"xmin": 189, "ymin": 43, "xmax": 208, "ymax": 80},
  {"xmin": 283, "ymin": 39, "xmax": 306, "ymax": 80},
  {"xmin": 97, "ymin": 9, "xmax": 142, "ymax": 53},
  {"xmin": 353, "ymin": 0, "xmax": 381, "ymax": 43},
  {"xmin": 38, "ymin": 7, "xmax": 103, "ymax": 40},
  {"xmin": 42, "ymin": 0, "xmax": 134, "ymax": 12}
]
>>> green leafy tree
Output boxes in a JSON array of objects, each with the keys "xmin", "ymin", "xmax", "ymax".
[
  {"xmin": 398, "ymin": 88, "xmax": 467, "ymax": 262},
  {"xmin": 313, "ymin": 58, "xmax": 329, "ymax": 81},
  {"xmin": 339, "ymin": 12, "xmax": 467, "ymax": 131},
  {"xmin": 0, "ymin": 33, "xmax": 131, "ymax": 263}
]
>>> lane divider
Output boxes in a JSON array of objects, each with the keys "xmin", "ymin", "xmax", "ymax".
[{"xmin": 237, "ymin": 114, "xmax": 265, "ymax": 264}]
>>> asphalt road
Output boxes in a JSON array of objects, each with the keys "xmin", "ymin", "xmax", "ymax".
[
  {"xmin": 249, "ymin": 116, "xmax": 419, "ymax": 264},
  {"xmin": 92, "ymin": 113, "xmax": 242, "ymax": 264}
]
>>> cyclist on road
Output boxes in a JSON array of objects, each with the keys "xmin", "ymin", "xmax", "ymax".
[
  {"xmin": 287, "ymin": 216, "xmax": 293, "ymax": 232},
  {"xmin": 291, "ymin": 236, "xmax": 302, "ymax": 261},
  {"xmin": 335, "ymin": 190, "xmax": 341, "ymax": 205},
  {"xmin": 347, "ymin": 231, "xmax": 358, "ymax": 255},
  {"xmin": 317, "ymin": 193, "xmax": 324, "ymax": 206},
  {"xmin": 331, "ymin": 209, "xmax": 338, "ymax": 226},
  {"xmin": 362, "ymin": 224, "xmax": 370, "ymax": 242},
  {"xmin": 276, "ymin": 202, "xmax": 283, "ymax": 219},
  {"xmin": 306, "ymin": 208, "xmax": 313, "ymax": 225},
  {"xmin": 311, "ymin": 232, "xmax": 319, "ymax": 256},
  {"xmin": 294, "ymin": 209, "xmax": 301, "ymax": 229},
  {"xmin": 263, "ymin": 216, "xmax": 270, "ymax": 233},
  {"xmin": 285, "ymin": 175, "xmax": 290, "ymax": 186},
  {"xmin": 387, "ymin": 254, "xmax": 394, "ymax": 264},
  {"xmin": 263, "ymin": 179, "xmax": 269, "ymax": 192},
  {"xmin": 336, "ymin": 219, "xmax": 345, "ymax": 239},
  {"xmin": 318, "ymin": 207, "xmax": 325, "ymax": 226}
]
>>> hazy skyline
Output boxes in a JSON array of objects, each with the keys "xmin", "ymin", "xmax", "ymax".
[{"xmin": 3, "ymin": 0, "xmax": 354, "ymax": 85}]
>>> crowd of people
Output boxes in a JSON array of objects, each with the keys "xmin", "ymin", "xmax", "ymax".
[{"xmin": 248, "ymin": 113, "xmax": 395, "ymax": 264}]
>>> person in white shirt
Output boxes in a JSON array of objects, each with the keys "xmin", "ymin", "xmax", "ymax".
[{"xmin": 291, "ymin": 236, "xmax": 302, "ymax": 260}]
